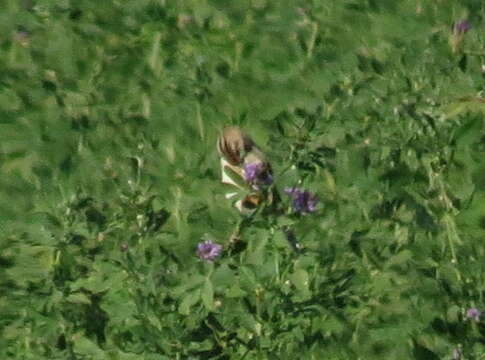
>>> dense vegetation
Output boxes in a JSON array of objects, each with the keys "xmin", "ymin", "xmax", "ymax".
[{"xmin": 1, "ymin": 1, "xmax": 484, "ymax": 359}]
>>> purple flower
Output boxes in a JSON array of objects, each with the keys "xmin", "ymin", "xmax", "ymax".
[
  {"xmin": 466, "ymin": 307, "xmax": 481, "ymax": 322},
  {"xmin": 197, "ymin": 240, "xmax": 222, "ymax": 261},
  {"xmin": 454, "ymin": 20, "xmax": 471, "ymax": 34},
  {"xmin": 244, "ymin": 162, "xmax": 273, "ymax": 186},
  {"xmin": 284, "ymin": 187, "xmax": 318, "ymax": 214},
  {"xmin": 13, "ymin": 31, "xmax": 30, "ymax": 46}
]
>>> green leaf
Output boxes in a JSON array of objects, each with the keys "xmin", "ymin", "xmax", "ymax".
[
  {"xmin": 212, "ymin": 264, "xmax": 236, "ymax": 287},
  {"xmin": 226, "ymin": 283, "xmax": 247, "ymax": 298},
  {"xmin": 289, "ymin": 268, "xmax": 310, "ymax": 299},
  {"xmin": 246, "ymin": 229, "xmax": 269, "ymax": 266},
  {"xmin": 444, "ymin": 101, "xmax": 485, "ymax": 119},
  {"xmin": 239, "ymin": 266, "xmax": 258, "ymax": 292},
  {"xmin": 201, "ymin": 279, "xmax": 214, "ymax": 311},
  {"xmin": 171, "ymin": 274, "xmax": 205, "ymax": 297},
  {"xmin": 412, "ymin": 341, "xmax": 440, "ymax": 360},
  {"xmin": 73, "ymin": 336, "xmax": 105, "ymax": 358},
  {"xmin": 65, "ymin": 292, "xmax": 91, "ymax": 305},
  {"xmin": 178, "ymin": 289, "xmax": 201, "ymax": 316},
  {"xmin": 385, "ymin": 250, "xmax": 412, "ymax": 269},
  {"xmin": 323, "ymin": 169, "xmax": 337, "ymax": 196}
]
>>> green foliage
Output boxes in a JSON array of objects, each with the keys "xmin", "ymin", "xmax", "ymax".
[{"xmin": 1, "ymin": 0, "xmax": 485, "ymax": 359}]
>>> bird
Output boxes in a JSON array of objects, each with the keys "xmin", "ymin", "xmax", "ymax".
[
  {"xmin": 216, "ymin": 126, "xmax": 269, "ymax": 187},
  {"xmin": 216, "ymin": 126, "xmax": 298, "ymax": 250},
  {"xmin": 216, "ymin": 126, "xmax": 278, "ymax": 212}
]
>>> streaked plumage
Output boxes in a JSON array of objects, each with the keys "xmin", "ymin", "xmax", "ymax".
[
  {"xmin": 216, "ymin": 126, "xmax": 298, "ymax": 249},
  {"xmin": 217, "ymin": 126, "xmax": 280, "ymax": 212},
  {"xmin": 217, "ymin": 126, "xmax": 254, "ymax": 166}
]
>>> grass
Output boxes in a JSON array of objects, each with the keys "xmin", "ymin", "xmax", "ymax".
[{"xmin": 1, "ymin": 0, "xmax": 485, "ymax": 359}]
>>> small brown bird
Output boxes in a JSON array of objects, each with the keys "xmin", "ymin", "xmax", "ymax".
[
  {"xmin": 217, "ymin": 126, "xmax": 296, "ymax": 248},
  {"xmin": 217, "ymin": 126, "xmax": 269, "ymax": 186},
  {"xmin": 217, "ymin": 126, "xmax": 279, "ymax": 212}
]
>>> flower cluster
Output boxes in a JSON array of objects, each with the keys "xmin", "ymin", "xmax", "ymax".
[
  {"xmin": 196, "ymin": 240, "xmax": 222, "ymax": 261},
  {"xmin": 284, "ymin": 187, "xmax": 318, "ymax": 214},
  {"xmin": 450, "ymin": 19, "xmax": 471, "ymax": 53},
  {"xmin": 244, "ymin": 162, "xmax": 273, "ymax": 187},
  {"xmin": 454, "ymin": 20, "xmax": 471, "ymax": 35},
  {"xmin": 466, "ymin": 307, "xmax": 481, "ymax": 322}
]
